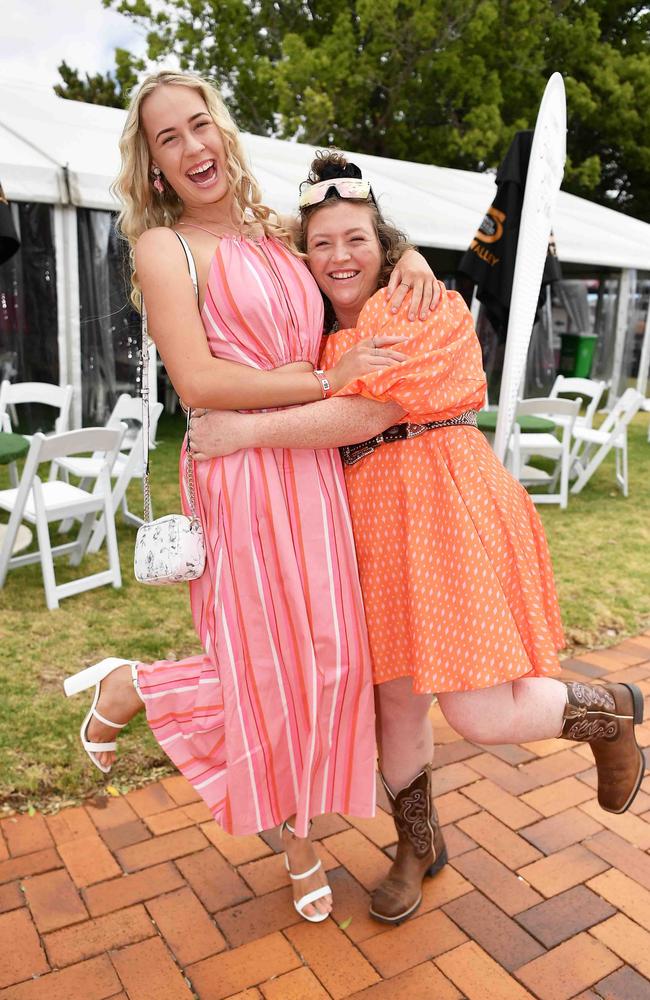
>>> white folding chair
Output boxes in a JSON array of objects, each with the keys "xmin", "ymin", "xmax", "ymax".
[
  {"xmin": 570, "ymin": 387, "xmax": 643, "ymax": 497},
  {"xmin": 641, "ymin": 398, "xmax": 650, "ymax": 442},
  {"xmin": 0, "ymin": 380, "xmax": 74, "ymax": 487},
  {"xmin": 55, "ymin": 395, "xmax": 163, "ymax": 544},
  {"xmin": 509, "ymin": 397, "xmax": 580, "ymax": 509},
  {"xmin": 0, "ymin": 426, "xmax": 125, "ymax": 610},
  {"xmin": 548, "ymin": 375, "xmax": 606, "ymax": 431}
]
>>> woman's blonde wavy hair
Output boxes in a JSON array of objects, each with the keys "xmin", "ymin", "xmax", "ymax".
[{"xmin": 113, "ymin": 70, "xmax": 295, "ymax": 308}]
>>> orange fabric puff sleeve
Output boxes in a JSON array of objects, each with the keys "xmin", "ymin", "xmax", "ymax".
[{"xmin": 320, "ymin": 282, "xmax": 487, "ymax": 424}]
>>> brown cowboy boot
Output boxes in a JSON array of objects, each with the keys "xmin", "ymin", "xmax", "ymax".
[
  {"xmin": 369, "ymin": 765, "xmax": 448, "ymax": 925},
  {"xmin": 560, "ymin": 681, "xmax": 645, "ymax": 813}
]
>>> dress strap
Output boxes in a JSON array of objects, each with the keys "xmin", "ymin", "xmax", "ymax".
[{"xmin": 173, "ymin": 231, "xmax": 199, "ymax": 296}]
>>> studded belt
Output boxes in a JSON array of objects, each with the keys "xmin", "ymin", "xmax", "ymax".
[{"xmin": 340, "ymin": 409, "xmax": 478, "ymax": 466}]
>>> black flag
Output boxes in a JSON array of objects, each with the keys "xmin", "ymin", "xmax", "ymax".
[
  {"xmin": 0, "ymin": 183, "xmax": 20, "ymax": 266},
  {"xmin": 458, "ymin": 130, "xmax": 561, "ymax": 338}
]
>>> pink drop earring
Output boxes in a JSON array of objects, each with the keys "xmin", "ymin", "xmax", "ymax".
[{"xmin": 152, "ymin": 166, "xmax": 164, "ymax": 194}]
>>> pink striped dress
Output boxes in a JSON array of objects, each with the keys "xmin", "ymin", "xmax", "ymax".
[{"xmin": 137, "ymin": 235, "xmax": 377, "ymax": 837}]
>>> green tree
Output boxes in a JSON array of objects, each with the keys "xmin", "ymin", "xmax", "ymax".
[
  {"xmin": 61, "ymin": 1, "xmax": 650, "ymax": 220},
  {"xmin": 54, "ymin": 48, "xmax": 144, "ymax": 109}
]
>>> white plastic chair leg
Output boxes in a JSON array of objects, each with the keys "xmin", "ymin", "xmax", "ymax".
[
  {"xmin": 0, "ymin": 509, "xmax": 23, "ymax": 587},
  {"xmin": 69, "ymin": 512, "xmax": 96, "ymax": 567},
  {"xmin": 101, "ymin": 474, "xmax": 122, "ymax": 590},
  {"xmin": 571, "ymin": 442, "xmax": 611, "ymax": 495},
  {"xmin": 33, "ymin": 504, "xmax": 58, "ymax": 610},
  {"xmin": 87, "ymin": 515, "xmax": 106, "ymax": 554},
  {"xmin": 617, "ymin": 438, "xmax": 628, "ymax": 496},
  {"xmin": 559, "ymin": 440, "xmax": 569, "ymax": 509}
]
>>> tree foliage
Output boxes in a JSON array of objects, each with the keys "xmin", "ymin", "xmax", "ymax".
[
  {"xmin": 57, "ymin": 1, "xmax": 650, "ymax": 220},
  {"xmin": 54, "ymin": 48, "xmax": 144, "ymax": 109}
]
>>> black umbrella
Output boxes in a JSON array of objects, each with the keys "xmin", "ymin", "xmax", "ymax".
[
  {"xmin": 0, "ymin": 182, "xmax": 20, "ymax": 266},
  {"xmin": 458, "ymin": 130, "xmax": 561, "ymax": 338}
]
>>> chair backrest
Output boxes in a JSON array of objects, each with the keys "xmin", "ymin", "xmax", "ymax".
[
  {"xmin": 37, "ymin": 426, "xmax": 126, "ymax": 464},
  {"xmin": 0, "ymin": 380, "xmax": 74, "ymax": 433},
  {"xmin": 107, "ymin": 393, "xmax": 144, "ymax": 427},
  {"xmin": 11, "ymin": 426, "xmax": 126, "ymax": 520},
  {"xmin": 106, "ymin": 393, "xmax": 162, "ymax": 449},
  {"xmin": 549, "ymin": 375, "xmax": 606, "ymax": 427},
  {"xmin": 598, "ymin": 387, "xmax": 644, "ymax": 436},
  {"xmin": 515, "ymin": 397, "xmax": 581, "ymax": 419}
]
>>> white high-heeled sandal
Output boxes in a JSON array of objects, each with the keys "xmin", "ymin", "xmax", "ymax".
[
  {"xmin": 281, "ymin": 820, "xmax": 332, "ymax": 923},
  {"xmin": 63, "ymin": 657, "xmax": 143, "ymax": 774}
]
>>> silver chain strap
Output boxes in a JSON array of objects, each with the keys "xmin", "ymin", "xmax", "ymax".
[{"xmin": 140, "ymin": 233, "xmax": 199, "ymax": 523}]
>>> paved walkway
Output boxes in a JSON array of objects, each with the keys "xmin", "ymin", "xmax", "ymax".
[{"xmin": 2, "ymin": 636, "xmax": 650, "ymax": 1000}]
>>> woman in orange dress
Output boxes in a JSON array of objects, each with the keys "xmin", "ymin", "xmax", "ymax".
[{"xmin": 189, "ymin": 151, "xmax": 645, "ymax": 926}]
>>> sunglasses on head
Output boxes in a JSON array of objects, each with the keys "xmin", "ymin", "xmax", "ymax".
[{"xmin": 298, "ymin": 177, "xmax": 375, "ymax": 209}]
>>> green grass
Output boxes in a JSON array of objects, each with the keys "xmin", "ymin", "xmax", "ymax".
[{"xmin": 1, "ymin": 409, "xmax": 649, "ymax": 812}]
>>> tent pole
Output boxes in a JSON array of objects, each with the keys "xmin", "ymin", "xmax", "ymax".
[
  {"xmin": 470, "ymin": 285, "xmax": 480, "ymax": 325},
  {"xmin": 53, "ymin": 204, "xmax": 81, "ymax": 427},
  {"xmin": 609, "ymin": 268, "xmax": 632, "ymax": 406},
  {"xmin": 636, "ymin": 286, "xmax": 650, "ymax": 399}
]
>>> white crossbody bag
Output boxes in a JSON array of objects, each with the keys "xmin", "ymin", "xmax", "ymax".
[{"xmin": 133, "ymin": 232, "xmax": 207, "ymax": 585}]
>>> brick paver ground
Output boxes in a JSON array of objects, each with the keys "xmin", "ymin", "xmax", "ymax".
[{"xmin": 3, "ymin": 635, "xmax": 650, "ymax": 999}]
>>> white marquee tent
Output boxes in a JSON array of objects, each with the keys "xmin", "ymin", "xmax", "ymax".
[{"xmin": 1, "ymin": 80, "xmax": 649, "ymax": 425}]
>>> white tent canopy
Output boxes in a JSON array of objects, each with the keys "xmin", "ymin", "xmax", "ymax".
[
  {"xmin": 1, "ymin": 80, "xmax": 649, "ymax": 425},
  {"xmin": 2, "ymin": 80, "xmax": 650, "ymax": 271}
]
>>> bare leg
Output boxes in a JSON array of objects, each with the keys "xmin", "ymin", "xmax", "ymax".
[
  {"xmin": 85, "ymin": 664, "xmax": 145, "ymax": 770},
  {"xmin": 437, "ymin": 677, "xmax": 567, "ymax": 744},
  {"xmin": 375, "ymin": 677, "xmax": 434, "ymax": 791},
  {"xmin": 281, "ymin": 817, "xmax": 332, "ymax": 918},
  {"xmin": 371, "ymin": 677, "xmax": 447, "ymax": 925}
]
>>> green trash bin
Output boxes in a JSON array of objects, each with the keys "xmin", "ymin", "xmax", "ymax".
[{"xmin": 558, "ymin": 333, "xmax": 598, "ymax": 378}]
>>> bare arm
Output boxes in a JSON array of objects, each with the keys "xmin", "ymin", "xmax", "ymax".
[
  {"xmin": 189, "ymin": 395, "xmax": 405, "ymax": 459},
  {"xmin": 137, "ymin": 228, "xmax": 322, "ymax": 409},
  {"xmin": 136, "ymin": 228, "xmax": 405, "ymax": 410}
]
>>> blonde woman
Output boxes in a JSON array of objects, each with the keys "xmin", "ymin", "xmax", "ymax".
[{"xmin": 63, "ymin": 72, "xmax": 438, "ymax": 923}]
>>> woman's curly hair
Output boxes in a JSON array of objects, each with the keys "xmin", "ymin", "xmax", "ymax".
[
  {"xmin": 299, "ymin": 149, "xmax": 414, "ymax": 328},
  {"xmin": 113, "ymin": 70, "xmax": 296, "ymax": 310}
]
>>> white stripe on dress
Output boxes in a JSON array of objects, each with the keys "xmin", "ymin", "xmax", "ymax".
[
  {"xmin": 243, "ymin": 452, "xmax": 300, "ymax": 802},
  {"xmin": 145, "ymin": 678, "xmax": 220, "ymax": 699},
  {"xmin": 241, "ymin": 253, "xmax": 287, "ymax": 357},
  {"xmin": 220, "ymin": 602, "xmax": 264, "ymax": 832},
  {"xmin": 316, "ymin": 469, "xmax": 343, "ymax": 814},
  {"xmin": 203, "ymin": 307, "xmax": 262, "ymax": 367}
]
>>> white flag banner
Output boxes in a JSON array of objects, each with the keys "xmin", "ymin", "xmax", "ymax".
[{"xmin": 493, "ymin": 73, "xmax": 567, "ymax": 462}]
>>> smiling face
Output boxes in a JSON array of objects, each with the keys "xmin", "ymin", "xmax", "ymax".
[
  {"xmin": 306, "ymin": 200, "xmax": 383, "ymax": 328},
  {"xmin": 140, "ymin": 83, "xmax": 233, "ymax": 217}
]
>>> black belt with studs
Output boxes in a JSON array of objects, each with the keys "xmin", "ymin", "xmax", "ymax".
[{"xmin": 340, "ymin": 409, "xmax": 478, "ymax": 466}]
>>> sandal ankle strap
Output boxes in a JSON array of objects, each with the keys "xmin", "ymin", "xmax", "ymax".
[
  {"xmin": 288, "ymin": 859, "xmax": 322, "ymax": 881},
  {"xmin": 131, "ymin": 663, "xmax": 144, "ymax": 703},
  {"xmin": 281, "ymin": 818, "xmax": 313, "ymax": 837},
  {"xmin": 92, "ymin": 707, "xmax": 127, "ymax": 730}
]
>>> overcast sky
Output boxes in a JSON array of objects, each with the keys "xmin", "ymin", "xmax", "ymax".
[{"xmin": 1, "ymin": 0, "xmax": 149, "ymax": 92}]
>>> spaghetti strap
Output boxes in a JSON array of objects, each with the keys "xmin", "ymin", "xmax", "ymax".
[
  {"xmin": 176, "ymin": 222, "xmax": 224, "ymax": 238},
  {"xmin": 173, "ymin": 232, "xmax": 199, "ymax": 295}
]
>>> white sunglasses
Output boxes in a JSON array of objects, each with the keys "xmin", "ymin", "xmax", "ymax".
[{"xmin": 298, "ymin": 178, "xmax": 374, "ymax": 208}]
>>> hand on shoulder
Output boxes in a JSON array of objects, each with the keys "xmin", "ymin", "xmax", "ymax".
[{"xmin": 363, "ymin": 282, "xmax": 450, "ymax": 334}]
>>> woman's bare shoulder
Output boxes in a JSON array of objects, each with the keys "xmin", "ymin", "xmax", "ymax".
[
  {"xmin": 135, "ymin": 228, "xmax": 188, "ymax": 284},
  {"xmin": 135, "ymin": 226, "xmax": 181, "ymax": 262}
]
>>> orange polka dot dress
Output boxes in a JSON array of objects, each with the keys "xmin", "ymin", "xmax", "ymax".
[{"xmin": 320, "ymin": 283, "xmax": 564, "ymax": 695}]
